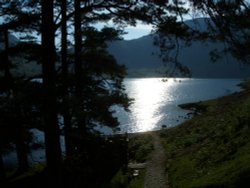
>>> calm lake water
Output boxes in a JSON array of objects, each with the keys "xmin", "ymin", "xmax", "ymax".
[
  {"xmin": 111, "ymin": 78, "xmax": 242, "ymax": 133},
  {"xmin": 3, "ymin": 78, "xmax": 243, "ymax": 166}
]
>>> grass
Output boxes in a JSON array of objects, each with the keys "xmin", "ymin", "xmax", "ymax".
[{"xmin": 159, "ymin": 80, "xmax": 250, "ymax": 188}]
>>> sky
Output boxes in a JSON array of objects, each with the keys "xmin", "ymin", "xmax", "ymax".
[
  {"xmin": 122, "ymin": 24, "xmax": 153, "ymax": 40},
  {"xmin": 94, "ymin": 21, "xmax": 154, "ymax": 41}
]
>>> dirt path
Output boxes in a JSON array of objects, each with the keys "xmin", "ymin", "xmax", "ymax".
[{"xmin": 144, "ymin": 132, "xmax": 168, "ymax": 188}]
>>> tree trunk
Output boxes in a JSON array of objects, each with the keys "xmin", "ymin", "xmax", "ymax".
[
  {"xmin": 3, "ymin": 30, "xmax": 13, "ymax": 96},
  {"xmin": 41, "ymin": 0, "xmax": 62, "ymax": 172},
  {"xmin": 4, "ymin": 30, "xmax": 29, "ymax": 172},
  {"xmin": 0, "ymin": 150, "xmax": 6, "ymax": 184},
  {"xmin": 15, "ymin": 123, "xmax": 29, "ymax": 172},
  {"xmin": 74, "ymin": 0, "xmax": 87, "ymax": 137},
  {"xmin": 61, "ymin": 0, "xmax": 74, "ymax": 156},
  {"xmin": 74, "ymin": 0, "xmax": 83, "ymax": 99}
]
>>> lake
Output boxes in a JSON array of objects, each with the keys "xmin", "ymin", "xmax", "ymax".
[
  {"xmin": 111, "ymin": 78, "xmax": 242, "ymax": 133},
  {"xmin": 3, "ymin": 78, "xmax": 243, "ymax": 167}
]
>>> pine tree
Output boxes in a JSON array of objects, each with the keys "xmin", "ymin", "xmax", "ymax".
[
  {"xmin": 59, "ymin": 0, "xmax": 74, "ymax": 157},
  {"xmin": 0, "ymin": 29, "xmax": 30, "ymax": 174},
  {"xmin": 0, "ymin": 0, "xmax": 41, "ymax": 175},
  {"xmin": 0, "ymin": 151, "xmax": 5, "ymax": 183},
  {"xmin": 41, "ymin": 0, "xmax": 62, "ymax": 172}
]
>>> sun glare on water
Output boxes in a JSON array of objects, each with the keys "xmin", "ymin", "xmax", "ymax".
[
  {"xmin": 116, "ymin": 78, "xmax": 241, "ymax": 133},
  {"xmin": 129, "ymin": 78, "xmax": 175, "ymax": 132}
]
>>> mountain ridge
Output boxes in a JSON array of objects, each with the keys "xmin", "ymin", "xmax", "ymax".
[{"xmin": 108, "ymin": 18, "xmax": 250, "ymax": 78}]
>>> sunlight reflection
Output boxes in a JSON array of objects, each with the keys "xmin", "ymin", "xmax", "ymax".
[
  {"xmin": 129, "ymin": 78, "xmax": 175, "ymax": 132},
  {"xmin": 114, "ymin": 78, "xmax": 241, "ymax": 134}
]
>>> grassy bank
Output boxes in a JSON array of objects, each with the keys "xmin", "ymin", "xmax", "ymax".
[{"xmin": 160, "ymin": 80, "xmax": 250, "ymax": 187}]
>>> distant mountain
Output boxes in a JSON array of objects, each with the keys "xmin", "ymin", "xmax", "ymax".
[{"xmin": 108, "ymin": 18, "xmax": 250, "ymax": 78}]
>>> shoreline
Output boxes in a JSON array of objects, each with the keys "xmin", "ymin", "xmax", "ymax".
[{"xmin": 157, "ymin": 79, "xmax": 250, "ymax": 187}]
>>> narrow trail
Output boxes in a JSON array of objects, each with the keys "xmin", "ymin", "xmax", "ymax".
[{"xmin": 144, "ymin": 132, "xmax": 168, "ymax": 188}]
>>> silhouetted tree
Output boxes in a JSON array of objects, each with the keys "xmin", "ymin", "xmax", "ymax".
[
  {"xmin": 0, "ymin": 30, "xmax": 29, "ymax": 173},
  {"xmin": 41, "ymin": 0, "xmax": 62, "ymax": 172},
  {"xmin": 189, "ymin": 0, "xmax": 250, "ymax": 64},
  {"xmin": 73, "ymin": 0, "xmax": 87, "ymax": 146},
  {"xmin": 0, "ymin": 151, "xmax": 5, "ymax": 182},
  {"xmin": 0, "ymin": 0, "xmax": 42, "ymax": 176},
  {"xmin": 57, "ymin": 0, "xmax": 74, "ymax": 157}
]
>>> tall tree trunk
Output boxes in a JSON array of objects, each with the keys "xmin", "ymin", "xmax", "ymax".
[
  {"xmin": 74, "ymin": 0, "xmax": 87, "ymax": 137},
  {"xmin": 15, "ymin": 122, "xmax": 29, "ymax": 172},
  {"xmin": 61, "ymin": 0, "xmax": 73, "ymax": 156},
  {"xmin": 0, "ymin": 150, "xmax": 6, "ymax": 184},
  {"xmin": 4, "ymin": 30, "xmax": 28, "ymax": 172},
  {"xmin": 74, "ymin": 0, "xmax": 82, "ymax": 99},
  {"xmin": 3, "ymin": 30, "xmax": 13, "ymax": 95},
  {"xmin": 41, "ymin": 0, "xmax": 62, "ymax": 172}
]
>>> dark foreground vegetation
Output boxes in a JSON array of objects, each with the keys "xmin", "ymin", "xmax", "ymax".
[
  {"xmin": 2, "ymin": 132, "xmax": 153, "ymax": 188},
  {"xmin": 160, "ymin": 80, "xmax": 250, "ymax": 187},
  {"xmin": 3, "ymin": 134, "xmax": 128, "ymax": 188}
]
